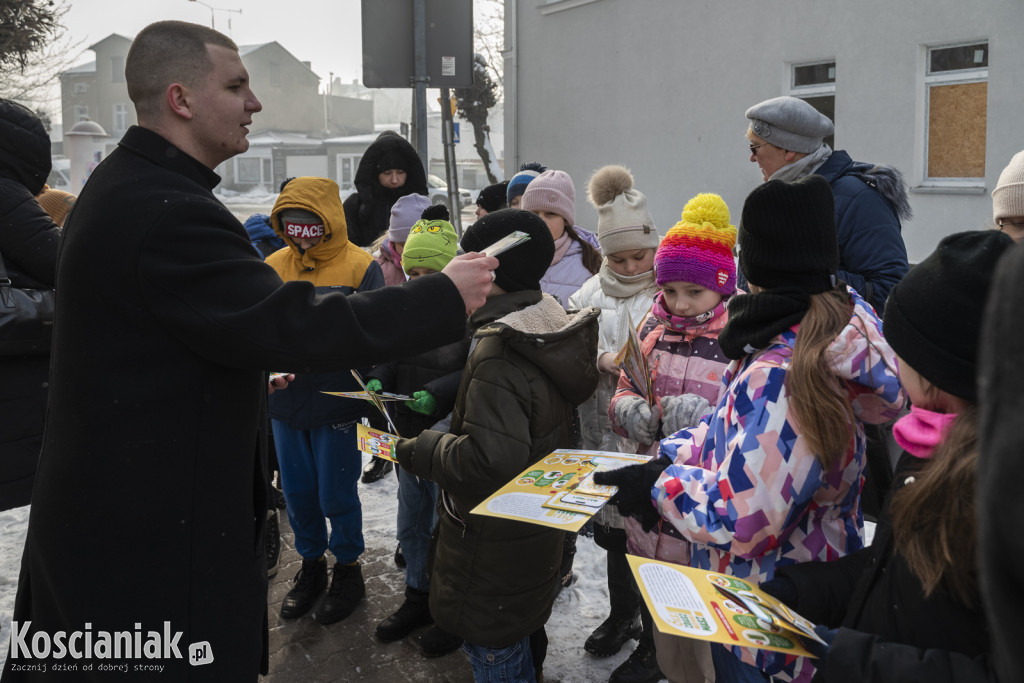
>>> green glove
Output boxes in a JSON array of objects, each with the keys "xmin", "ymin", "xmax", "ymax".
[
  {"xmin": 406, "ymin": 390, "xmax": 436, "ymax": 416},
  {"xmin": 365, "ymin": 379, "xmax": 382, "ymax": 393}
]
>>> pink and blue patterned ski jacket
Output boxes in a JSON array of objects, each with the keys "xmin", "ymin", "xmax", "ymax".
[{"xmin": 652, "ymin": 287, "xmax": 904, "ymax": 682}]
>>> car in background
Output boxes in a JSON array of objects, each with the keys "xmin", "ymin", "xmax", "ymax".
[{"xmin": 427, "ymin": 174, "xmax": 473, "ymax": 212}]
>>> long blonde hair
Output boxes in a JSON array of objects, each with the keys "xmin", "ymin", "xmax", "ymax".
[{"xmin": 786, "ymin": 285, "xmax": 856, "ymax": 470}]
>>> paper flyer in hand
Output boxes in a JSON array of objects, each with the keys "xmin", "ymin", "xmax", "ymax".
[
  {"xmin": 322, "ymin": 390, "xmax": 412, "ymax": 402},
  {"xmin": 626, "ymin": 556, "xmax": 825, "ymax": 658},
  {"xmin": 356, "ymin": 423, "xmax": 399, "ymax": 464},
  {"xmin": 613, "ymin": 312, "xmax": 655, "ymax": 405},
  {"xmin": 470, "ymin": 450, "xmax": 650, "ymax": 532},
  {"xmin": 480, "ymin": 230, "xmax": 531, "ymax": 257},
  {"xmin": 343, "ymin": 370, "xmax": 401, "ymax": 437}
]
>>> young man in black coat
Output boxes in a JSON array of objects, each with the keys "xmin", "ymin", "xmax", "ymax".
[{"xmin": 2, "ymin": 20, "xmax": 496, "ymax": 683}]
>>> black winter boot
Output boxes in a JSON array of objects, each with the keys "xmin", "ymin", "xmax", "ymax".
[
  {"xmin": 609, "ymin": 604, "xmax": 663, "ymax": 683},
  {"xmin": 361, "ymin": 457, "xmax": 393, "ymax": 483},
  {"xmin": 312, "ymin": 562, "xmax": 366, "ymax": 625},
  {"xmin": 280, "ymin": 556, "xmax": 327, "ymax": 619},
  {"xmin": 418, "ymin": 624, "xmax": 463, "ymax": 658},
  {"xmin": 375, "ymin": 586, "xmax": 433, "ymax": 642},
  {"xmin": 585, "ymin": 549, "xmax": 642, "ymax": 656}
]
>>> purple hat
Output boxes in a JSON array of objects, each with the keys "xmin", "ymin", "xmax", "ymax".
[{"xmin": 389, "ymin": 194, "xmax": 432, "ymax": 243}]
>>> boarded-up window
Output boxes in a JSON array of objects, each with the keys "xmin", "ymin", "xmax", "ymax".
[
  {"xmin": 925, "ymin": 42, "xmax": 988, "ymax": 180},
  {"xmin": 927, "ymin": 81, "xmax": 987, "ymax": 178}
]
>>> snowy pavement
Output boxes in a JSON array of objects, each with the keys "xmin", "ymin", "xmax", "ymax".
[{"xmin": 0, "ymin": 455, "xmax": 652, "ymax": 681}]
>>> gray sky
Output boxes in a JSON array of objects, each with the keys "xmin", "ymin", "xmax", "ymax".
[{"xmin": 62, "ymin": 0, "xmax": 365, "ymax": 87}]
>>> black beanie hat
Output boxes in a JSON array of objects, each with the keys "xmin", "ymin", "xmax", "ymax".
[
  {"xmin": 883, "ymin": 230, "xmax": 1013, "ymax": 402},
  {"xmin": 461, "ymin": 209, "xmax": 554, "ymax": 293},
  {"xmin": 476, "ymin": 180, "xmax": 510, "ymax": 213},
  {"xmin": 738, "ymin": 174, "xmax": 839, "ymax": 294}
]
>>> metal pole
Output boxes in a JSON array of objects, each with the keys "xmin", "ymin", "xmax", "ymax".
[
  {"xmin": 411, "ymin": 0, "xmax": 429, "ymax": 175},
  {"xmin": 440, "ymin": 88, "xmax": 462, "ymax": 236}
]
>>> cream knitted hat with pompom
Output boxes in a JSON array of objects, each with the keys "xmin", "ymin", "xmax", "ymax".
[{"xmin": 587, "ymin": 165, "xmax": 659, "ymax": 256}]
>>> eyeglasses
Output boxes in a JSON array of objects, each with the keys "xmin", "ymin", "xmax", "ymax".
[{"xmin": 749, "ymin": 142, "xmax": 768, "ymax": 156}]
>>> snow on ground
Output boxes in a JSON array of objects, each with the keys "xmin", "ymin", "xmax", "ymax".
[
  {"xmin": 0, "ymin": 505, "xmax": 29, "ymax": 673},
  {"xmin": 0, "ymin": 475, "xmax": 643, "ymax": 681}
]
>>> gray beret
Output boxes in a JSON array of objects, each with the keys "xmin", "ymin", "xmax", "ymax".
[{"xmin": 745, "ymin": 96, "xmax": 834, "ymax": 154}]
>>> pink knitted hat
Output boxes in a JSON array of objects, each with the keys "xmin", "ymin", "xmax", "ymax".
[
  {"xmin": 654, "ymin": 193, "xmax": 737, "ymax": 294},
  {"xmin": 520, "ymin": 169, "xmax": 576, "ymax": 226}
]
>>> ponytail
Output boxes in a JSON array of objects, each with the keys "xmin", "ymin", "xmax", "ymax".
[
  {"xmin": 564, "ymin": 224, "xmax": 602, "ymax": 275},
  {"xmin": 786, "ymin": 285, "xmax": 856, "ymax": 470}
]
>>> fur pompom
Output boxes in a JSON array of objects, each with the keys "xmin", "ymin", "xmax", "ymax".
[
  {"xmin": 587, "ymin": 165, "xmax": 634, "ymax": 208},
  {"xmin": 680, "ymin": 193, "xmax": 732, "ymax": 230},
  {"xmin": 421, "ymin": 203, "xmax": 450, "ymax": 221}
]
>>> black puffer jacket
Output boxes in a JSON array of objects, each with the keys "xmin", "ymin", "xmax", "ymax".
[
  {"xmin": 366, "ymin": 320, "xmax": 471, "ymax": 438},
  {"xmin": 397, "ymin": 292, "xmax": 600, "ymax": 647},
  {"xmin": 0, "ymin": 99, "xmax": 60, "ymax": 510},
  {"xmin": 343, "ymin": 130, "xmax": 428, "ymax": 247},
  {"xmin": 776, "ymin": 454, "xmax": 995, "ymax": 682}
]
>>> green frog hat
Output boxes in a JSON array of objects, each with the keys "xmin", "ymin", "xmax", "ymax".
[{"xmin": 401, "ymin": 204, "xmax": 458, "ymax": 274}]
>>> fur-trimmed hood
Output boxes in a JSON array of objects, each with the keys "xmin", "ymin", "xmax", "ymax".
[{"xmin": 472, "ymin": 292, "xmax": 601, "ymax": 405}]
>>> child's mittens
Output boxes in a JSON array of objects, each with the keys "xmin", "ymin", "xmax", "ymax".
[
  {"xmin": 395, "ymin": 437, "xmax": 416, "ymax": 472},
  {"xmin": 405, "ymin": 390, "xmax": 436, "ymax": 416},
  {"xmin": 593, "ymin": 455, "xmax": 672, "ymax": 532},
  {"xmin": 365, "ymin": 379, "xmax": 383, "ymax": 393},
  {"xmin": 660, "ymin": 394, "xmax": 711, "ymax": 436},
  {"xmin": 614, "ymin": 396, "xmax": 661, "ymax": 444}
]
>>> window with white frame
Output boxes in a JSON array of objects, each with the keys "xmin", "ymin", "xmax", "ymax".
[
  {"xmin": 924, "ymin": 41, "xmax": 988, "ymax": 182},
  {"xmin": 789, "ymin": 60, "xmax": 835, "ymax": 150},
  {"xmin": 336, "ymin": 154, "xmax": 361, "ymax": 191},
  {"xmin": 74, "ymin": 82, "xmax": 88, "ymax": 94},
  {"xmin": 113, "ymin": 103, "xmax": 128, "ymax": 135},
  {"xmin": 74, "ymin": 105, "xmax": 89, "ymax": 122}
]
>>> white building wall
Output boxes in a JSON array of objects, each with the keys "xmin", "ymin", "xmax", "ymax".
[{"xmin": 506, "ymin": 0, "xmax": 1024, "ymax": 262}]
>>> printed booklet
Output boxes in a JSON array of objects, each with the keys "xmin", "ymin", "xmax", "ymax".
[
  {"xmin": 355, "ymin": 423, "xmax": 399, "ymax": 464},
  {"xmin": 627, "ymin": 556, "xmax": 825, "ymax": 658},
  {"xmin": 470, "ymin": 449, "xmax": 650, "ymax": 532}
]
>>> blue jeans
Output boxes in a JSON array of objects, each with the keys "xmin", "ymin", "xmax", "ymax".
[
  {"xmin": 273, "ymin": 420, "xmax": 363, "ymax": 563},
  {"xmin": 711, "ymin": 643, "xmax": 771, "ymax": 682},
  {"xmin": 463, "ymin": 637, "xmax": 534, "ymax": 683},
  {"xmin": 396, "ymin": 467, "xmax": 438, "ymax": 591}
]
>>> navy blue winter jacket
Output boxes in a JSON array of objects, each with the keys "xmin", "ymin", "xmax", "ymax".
[{"xmin": 814, "ymin": 150, "xmax": 910, "ymax": 313}]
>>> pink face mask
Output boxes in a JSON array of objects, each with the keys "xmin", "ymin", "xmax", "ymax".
[{"xmin": 892, "ymin": 405, "xmax": 958, "ymax": 459}]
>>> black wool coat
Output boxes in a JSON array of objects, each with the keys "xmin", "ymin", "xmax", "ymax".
[
  {"xmin": 0, "ymin": 99, "xmax": 61, "ymax": 510},
  {"xmin": 2, "ymin": 126, "xmax": 467, "ymax": 682}
]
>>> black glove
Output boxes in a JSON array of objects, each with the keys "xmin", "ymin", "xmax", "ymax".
[
  {"xmin": 758, "ymin": 574, "xmax": 799, "ymax": 608},
  {"xmin": 395, "ymin": 437, "xmax": 416, "ymax": 472},
  {"xmin": 594, "ymin": 455, "xmax": 671, "ymax": 532},
  {"xmin": 803, "ymin": 624, "xmax": 837, "ymax": 661}
]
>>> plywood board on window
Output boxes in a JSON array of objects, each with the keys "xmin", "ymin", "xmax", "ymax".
[{"xmin": 928, "ymin": 81, "xmax": 987, "ymax": 178}]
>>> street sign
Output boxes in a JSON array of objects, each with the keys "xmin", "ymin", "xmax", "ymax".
[{"xmin": 361, "ymin": 0, "xmax": 474, "ymax": 88}]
